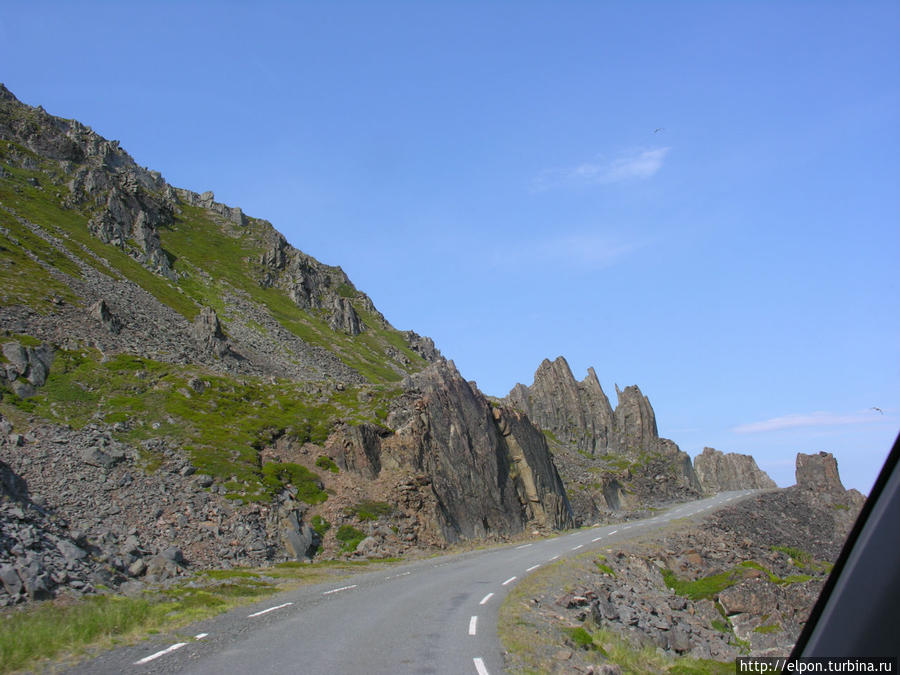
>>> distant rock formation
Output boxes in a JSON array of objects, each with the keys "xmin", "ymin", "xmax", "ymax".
[
  {"xmin": 507, "ymin": 357, "xmax": 614, "ymax": 455},
  {"xmin": 694, "ymin": 447, "xmax": 777, "ymax": 494},
  {"xmin": 506, "ymin": 357, "xmax": 702, "ymax": 519}
]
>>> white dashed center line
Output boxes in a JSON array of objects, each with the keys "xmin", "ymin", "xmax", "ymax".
[
  {"xmin": 592, "ymin": 536, "xmax": 603, "ymax": 542},
  {"xmin": 248, "ymin": 602, "xmax": 293, "ymax": 618},
  {"xmin": 474, "ymin": 656, "xmax": 490, "ymax": 675},
  {"xmin": 468, "ymin": 615, "xmax": 478, "ymax": 636},
  {"xmin": 323, "ymin": 584, "xmax": 358, "ymax": 596},
  {"xmin": 479, "ymin": 592, "xmax": 494, "ymax": 605},
  {"xmin": 609, "ymin": 529, "xmax": 618, "ymax": 534},
  {"xmin": 526, "ymin": 564, "xmax": 540, "ymax": 572},
  {"xmin": 571, "ymin": 544, "xmax": 583, "ymax": 551},
  {"xmin": 502, "ymin": 576, "xmax": 517, "ymax": 586},
  {"xmin": 515, "ymin": 543, "xmax": 532, "ymax": 549},
  {"xmin": 134, "ymin": 642, "xmax": 187, "ymax": 665},
  {"xmin": 194, "ymin": 633, "xmax": 208, "ymax": 640},
  {"xmin": 549, "ymin": 554, "xmax": 559, "ymax": 561}
]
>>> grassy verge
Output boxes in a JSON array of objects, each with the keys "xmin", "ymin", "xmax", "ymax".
[{"xmin": 0, "ymin": 557, "xmax": 401, "ymax": 673}]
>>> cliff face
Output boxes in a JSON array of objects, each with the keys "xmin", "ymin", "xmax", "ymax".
[
  {"xmin": 506, "ymin": 357, "xmax": 702, "ymax": 521},
  {"xmin": 694, "ymin": 447, "xmax": 778, "ymax": 494},
  {"xmin": 326, "ymin": 361, "xmax": 573, "ymax": 543}
]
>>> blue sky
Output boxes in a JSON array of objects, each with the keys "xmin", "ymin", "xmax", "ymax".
[{"xmin": 2, "ymin": 2, "xmax": 897, "ymax": 492}]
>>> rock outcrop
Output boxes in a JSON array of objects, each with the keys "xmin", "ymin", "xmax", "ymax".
[
  {"xmin": 694, "ymin": 447, "xmax": 778, "ymax": 494},
  {"xmin": 328, "ymin": 361, "xmax": 574, "ymax": 542},
  {"xmin": 1, "ymin": 340, "xmax": 54, "ymax": 399},
  {"xmin": 507, "ymin": 357, "xmax": 614, "ymax": 455},
  {"xmin": 506, "ymin": 357, "xmax": 702, "ymax": 520}
]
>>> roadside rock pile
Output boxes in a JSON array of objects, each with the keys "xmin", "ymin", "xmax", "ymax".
[{"xmin": 515, "ymin": 452, "xmax": 864, "ymax": 672}]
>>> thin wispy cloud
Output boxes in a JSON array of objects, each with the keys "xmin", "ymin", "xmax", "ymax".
[
  {"xmin": 492, "ymin": 231, "xmax": 650, "ymax": 271},
  {"xmin": 535, "ymin": 147, "xmax": 671, "ymax": 190},
  {"xmin": 733, "ymin": 410, "xmax": 885, "ymax": 434}
]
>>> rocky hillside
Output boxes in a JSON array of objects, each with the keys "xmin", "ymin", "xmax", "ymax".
[
  {"xmin": 694, "ymin": 447, "xmax": 777, "ymax": 494},
  {"xmin": 506, "ymin": 357, "xmax": 702, "ymax": 522},
  {"xmin": 502, "ymin": 452, "xmax": 865, "ymax": 673},
  {"xmin": 0, "ymin": 85, "xmax": 573, "ymax": 606}
]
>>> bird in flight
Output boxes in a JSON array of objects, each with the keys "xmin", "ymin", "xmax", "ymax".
[
  {"xmin": 872, "ymin": 407, "xmax": 884, "ymax": 414},
  {"xmin": 654, "ymin": 127, "xmax": 665, "ymax": 133}
]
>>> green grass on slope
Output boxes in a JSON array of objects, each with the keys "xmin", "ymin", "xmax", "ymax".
[
  {"xmin": 1, "ymin": 139, "xmax": 427, "ymax": 383},
  {"xmin": 0, "ymin": 348, "xmax": 402, "ymax": 502}
]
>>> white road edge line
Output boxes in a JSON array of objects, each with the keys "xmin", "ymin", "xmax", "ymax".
[
  {"xmin": 469, "ymin": 615, "xmax": 478, "ymax": 636},
  {"xmin": 474, "ymin": 656, "xmax": 490, "ymax": 675},
  {"xmin": 571, "ymin": 544, "xmax": 583, "ymax": 551},
  {"xmin": 515, "ymin": 543, "xmax": 532, "ymax": 549},
  {"xmin": 194, "ymin": 633, "xmax": 208, "ymax": 640},
  {"xmin": 248, "ymin": 602, "xmax": 293, "ymax": 618},
  {"xmin": 479, "ymin": 592, "xmax": 494, "ymax": 605},
  {"xmin": 526, "ymin": 564, "xmax": 540, "ymax": 572},
  {"xmin": 323, "ymin": 584, "xmax": 358, "ymax": 596},
  {"xmin": 502, "ymin": 576, "xmax": 517, "ymax": 586},
  {"xmin": 134, "ymin": 642, "xmax": 188, "ymax": 665}
]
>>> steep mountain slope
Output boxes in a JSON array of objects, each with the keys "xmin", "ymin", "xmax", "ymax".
[
  {"xmin": 0, "ymin": 85, "xmax": 572, "ymax": 605},
  {"xmin": 506, "ymin": 356, "xmax": 702, "ymax": 522}
]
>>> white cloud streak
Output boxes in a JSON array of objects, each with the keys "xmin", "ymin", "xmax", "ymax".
[
  {"xmin": 732, "ymin": 410, "xmax": 885, "ymax": 434},
  {"xmin": 535, "ymin": 147, "xmax": 671, "ymax": 190},
  {"xmin": 493, "ymin": 232, "xmax": 648, "ymax": 271}
]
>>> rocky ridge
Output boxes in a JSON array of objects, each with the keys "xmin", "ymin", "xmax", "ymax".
[
  {"xmin": 694, "ymin": 447, "xmax": 778, "ymax": 494},
  {"xmin": 506, "ymin": 357, "xmax": 702, "ymax": 522}
]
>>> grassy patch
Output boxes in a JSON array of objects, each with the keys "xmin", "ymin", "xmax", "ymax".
[
  {"xmin": 261, "ymin": 463, "xmax": 326, "ymax": 504},
  {"xmin": 566, "ymin": 626, "xmax": 596, "ymax": 650},
  {"xmin": 662, "ymin": 568, "xmax": 744, "ymax": 601},
  {"xmin": 315, "ymin": 455, "xmax": 339, "ymax": 473},
  {"xmin": 346, "ymin": 500, "xmax": 393, "ymax": 521},
  {"xmin": 311, "ymin": 515, "xmax": 331, "ymax": 537},
  {"xmin": 335, "ymin": 525, "xmax": 366, "ymax": 553}
]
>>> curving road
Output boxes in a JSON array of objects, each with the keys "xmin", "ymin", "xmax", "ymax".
[{"xmin": 72, "ymin": 490, "xmax": 757, "ymax": 675}]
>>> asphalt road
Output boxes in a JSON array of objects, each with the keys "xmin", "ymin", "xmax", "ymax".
[{"xmin": 72, "ymin": 490, "xmax": 758, "ymax": 675}]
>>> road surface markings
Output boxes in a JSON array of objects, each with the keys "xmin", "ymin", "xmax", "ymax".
[
  {"xmin": 526, "ymin": 564, "xmax": 540, "ymax": 572},
  {"xmin": 194, "ymin": 633, "xmax": 208, "ymax": 640},
  {"xmin": 610, "ymin": 529, "xmax": 618, "ymax": 534},
  {"xmin": 623, "ymin": 525, "xmax": 632, "ymax": 530},
  {"xmin": 502, "ymin": 576, "xmax": 517, "ymax": 586},
  {"xmin": 571, "ymin": 544, "xmax": 583, "ymax": 551},
  {"xmin": 592, "ymin": 536, "xmax": 603, "ymax": 542},
  {"xmin": 515, "ymin": 543, "xmax": 532, "ymax": 549},
  {"xmin": 469, "ymin": 615, "xmax": 478, "ymax": 635},
  {"xmin": 248, "ymin": 602, "xmax": 293, "ymax": 618},
  {"xmin": 474, "ymin": 656, "xmax": 490, "ymax": 675},
  {"xmin": 549, "ymin": 554, "xmax": 559, "ymax": 561},
  {"xmin": 385, "ymin": 571, "xmax": 411, "ymax": 580},
  {"xmin": 479, "ymin": 592, "xmax": 494, "ymax": 605},
  {"xmin": 323, "ymin": 584, "xmax": 357, "ymax": 596},
  {"xmin": 134, "ymin": 643, "xmax": 187, "ymax": 665},
  {"xmin": 570, "ymin": 531, "xmax": 581, "ymax": 536}
]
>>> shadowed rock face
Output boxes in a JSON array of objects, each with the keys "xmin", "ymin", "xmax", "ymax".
[
  {"xmin": 328, "ymin": 361, "xmax": 574, "ymax": 542},
  {"xmin": 694, "ymin": 447, "xmax": 778, "ymax": 494},
  {"xmin": 795, "ymin": 451, "xmax": 845, "ymax": 494}
]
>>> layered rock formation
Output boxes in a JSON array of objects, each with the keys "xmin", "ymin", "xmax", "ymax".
[
  {"xmin": 506, "ymin": 357, "xmax": 702, "ymax": 520},
  {"xmin": 326, "ymin": 361, "xmax": 573, "ymax": 542},
  {"xmin": 694, "ymin": 447, "xmax": 778, "ymax": 494}
]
